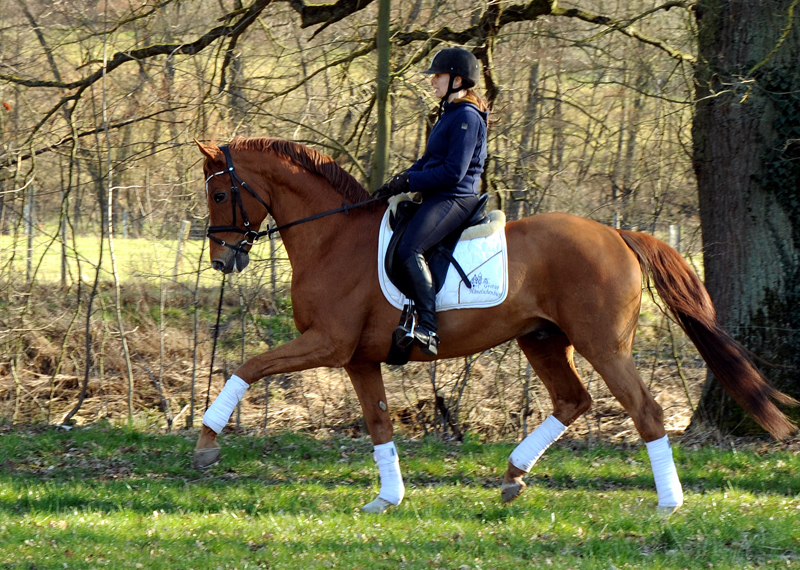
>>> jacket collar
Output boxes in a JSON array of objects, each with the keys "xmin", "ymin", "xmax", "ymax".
[
  {"xmin": 443, "ymin": 96, "xmax": 489, "ymax": 124},
  {"xmin": 449, "ymin": 94, "xmax": 481, "ymax": 107}
]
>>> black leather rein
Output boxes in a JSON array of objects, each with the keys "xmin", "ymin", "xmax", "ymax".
[{"xmin": 205, "ymin": 144, "xmax": 379, "ymax": 254}]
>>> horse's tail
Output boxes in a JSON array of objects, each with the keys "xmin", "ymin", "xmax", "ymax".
[{"xmin": 617, "ymin": 229, "xmax": 797, "ymax": 440}]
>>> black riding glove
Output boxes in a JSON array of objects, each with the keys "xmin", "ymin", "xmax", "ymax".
[{"xmin": 373, "ymin": 171, "xmax": 410, "ymax": 200}]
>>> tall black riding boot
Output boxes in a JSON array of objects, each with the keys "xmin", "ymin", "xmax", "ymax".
[{"xmin": 400, "ymin": 253, "xmax": 439, "ymax": 357}]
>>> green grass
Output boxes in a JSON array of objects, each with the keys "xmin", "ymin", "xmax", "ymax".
[
  {"xmin": 0, "ymin": 232, "xmax": 288, "ymax": 288},
  {"xmin": 1, "ymin": 426, "xmax": 799, "ymax": 569},
  {"xmin": 0, "ymin": 232, "xmax": 210, "ymax": 286}
]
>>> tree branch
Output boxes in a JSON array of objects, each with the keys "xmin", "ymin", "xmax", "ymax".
[
  {"xmin": 219, "ymin": 0, "xmax": 275, "ymax": 92},
  {"xmin": 394, "ymin": 0, "xmax": 693, "ymax": 64},
  {"xmin": 288, "ymin": 0, "xmax": 375, "ymax": 29},
  {"xmin": 473, "ymin": 0, "xmax": 503, "ymax": 107},
  {"xmin": 553, "ymin": 4, "xmax": 696, "ymax": 63},
  {"xmin": 0, "ymin": 107, "xmax": 186, "ymax": 171},
  {"xmin": 0, "ymin": 0, "xmax": 274, "ymax": 90},
  {"xmin": 17, "ymin": 0, "xmax": 63, "ymax": 84},
  {"xmin": 264, "ymin": 41, "xmax": 375, "ymax": 100}
]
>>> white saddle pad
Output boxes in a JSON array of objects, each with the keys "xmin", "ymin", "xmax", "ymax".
[{"xmin": 377, "ymin": 203, "xmax": 509, "ymax": 312}]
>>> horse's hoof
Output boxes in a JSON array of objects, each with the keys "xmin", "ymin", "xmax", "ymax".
[
  {"xmin": 501, "ymin": 480, "xmax": 526, "ymax": 504},
  {"xmin": 656, "ymin": 504, "xmax": 681, "ymax": 516},
  {"xmin": 361, "ymin": 497, "xmax": 396, "ymax": 514},
  {"xmin": 193, "ymin": 446, "xmax": 221, "ymax": 470}
]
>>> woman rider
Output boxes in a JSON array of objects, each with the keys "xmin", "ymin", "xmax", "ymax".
[{"xmin": 375, "ymin": 47, "xmax": 489, "ymax": 357}]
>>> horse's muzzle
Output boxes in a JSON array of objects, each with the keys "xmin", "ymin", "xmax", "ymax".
[{"xmin": 212, "ymin": 250, "xmax": 250, "ymax": 274}]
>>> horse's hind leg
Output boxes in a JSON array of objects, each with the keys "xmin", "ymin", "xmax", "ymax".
[
  {"xmin": 502, "ymin": 330, "xmax": 592, "ymax": 503},
  {"xmin": 344, "ymin": 361, "xmax": 405, "ymax": 514},
  {"xmin": 584, "ymin": 352, "xmax": 683, "ymax": 513}
]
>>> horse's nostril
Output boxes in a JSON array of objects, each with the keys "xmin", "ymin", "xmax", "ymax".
[{"xmin": 211, "ymin": 260, "xmax": 226, "ymax": 272}]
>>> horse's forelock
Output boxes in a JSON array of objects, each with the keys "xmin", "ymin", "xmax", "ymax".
[{"xmin": 228, "ymin": 137, "xmax": 378, "ymax": 209}]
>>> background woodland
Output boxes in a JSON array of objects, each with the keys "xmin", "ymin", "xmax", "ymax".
[{"xmin": 0, "ymin": 0, "xmax": 794, "ymax": 439}]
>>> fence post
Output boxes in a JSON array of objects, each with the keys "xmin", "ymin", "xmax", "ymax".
[
  {"xmin": 669, "ymin": 224, "xmax": 681, "ymax": 254},
  {"xmin": 25, "ymin": 183, "xmax": 34, "ymax": 283},
  {"xmin": 173, "ymin": 220, "xmax": 191, "ymax": 280}
]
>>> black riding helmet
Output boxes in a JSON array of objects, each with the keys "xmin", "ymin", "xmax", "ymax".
[
  {"xmin": 423, "ymin": 47, "xmax": 481, "ymax": 89},
  {"xmin": 423, "ymin": 48, "xmax": 481, "ymax": 115}
]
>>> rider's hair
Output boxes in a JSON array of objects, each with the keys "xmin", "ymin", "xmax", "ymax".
[{"xmin": 462, "ymin": 87, "xmax": 489, "ymax": 112}]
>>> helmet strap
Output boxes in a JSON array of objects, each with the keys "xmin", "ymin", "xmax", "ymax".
[{"xmin": 438, "ymin": 75, "xmax": 462, "ymax": 118}]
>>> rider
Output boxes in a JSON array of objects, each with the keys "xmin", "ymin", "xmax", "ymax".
[{"xmin": 375, "ymin": 47, "xmax": 489, "ymax": 357}]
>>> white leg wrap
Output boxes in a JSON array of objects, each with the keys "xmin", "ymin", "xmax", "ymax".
[
  {"xmin": 202, "ymin": 374, "xmax": 250, "ymax": 434},
  {"xmin": 646, "ymin": 435, "xmax": 683, "ymax": 509},
  {"xmin": 509, "ymin": 415, "xmax": 568, "ymax": 472},
  {"xmin": 373, "ymin": 441, "xmax": 405, "ymax": 505}
]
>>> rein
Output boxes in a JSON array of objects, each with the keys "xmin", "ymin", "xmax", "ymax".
[
  {"xmin": 205, "ymin": 273, "xmax": 226, "ymax": 412},
  {"xmin": 206, "ymin": 144, "xmax": 380, "ymax": 254}
]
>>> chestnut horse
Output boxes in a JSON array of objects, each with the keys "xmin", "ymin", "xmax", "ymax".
[{"xmin": 193, "ymin": 137, "xmax": 795, "ymax": 514}]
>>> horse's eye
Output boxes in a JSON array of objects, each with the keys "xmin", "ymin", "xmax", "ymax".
[{"xmin": 213, "ymin": 192, "xmax": 227, "ymax": 203}]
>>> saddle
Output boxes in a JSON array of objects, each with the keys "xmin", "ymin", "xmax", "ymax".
[
  {"xmin": 383, "ymin": 194, "xmax": 489, "ymax": 365},
  {"xmin": 384, "ymin": 193, "xmax": 490, "ymax": 298}
]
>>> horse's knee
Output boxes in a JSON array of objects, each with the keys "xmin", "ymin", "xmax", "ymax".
[{"xmin": 552, "ymin": 390, "xmax": 593, "ymax": 426}]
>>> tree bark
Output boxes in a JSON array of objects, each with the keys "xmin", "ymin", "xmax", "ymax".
[{"xmin": 692, "ymin": 0, "xmax": 800, "ymax": 435}]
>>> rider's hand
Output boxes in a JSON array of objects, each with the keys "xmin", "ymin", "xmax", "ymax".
[{"xmin": 373, "ymin": 171, "xmax": 410, "ymax": 200}]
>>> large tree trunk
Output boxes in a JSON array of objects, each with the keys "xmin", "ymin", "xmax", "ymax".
[{"xmin": 691, "ymin": 0, "xmax": 800, "ymax": 435}]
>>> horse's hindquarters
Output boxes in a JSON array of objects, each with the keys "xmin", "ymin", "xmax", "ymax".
[{"xmin": 428, "ymin": 213, "xmax": 644, "ymax": 359}]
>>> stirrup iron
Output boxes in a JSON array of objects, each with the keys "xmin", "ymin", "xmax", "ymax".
[{"xmin": 394, "ymin": 301, "xmax": 416, "ymax": 349}]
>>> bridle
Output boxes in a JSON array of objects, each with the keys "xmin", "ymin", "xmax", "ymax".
[
  {"xmin": 205, "ymin": 145, "xmax": 272, "ymax": 254},
  {"xmin": 205, "ymin": 144, "xmax": 380, "ymax": 255}
]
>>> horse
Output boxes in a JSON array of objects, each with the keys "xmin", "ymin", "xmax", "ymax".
[{"xmin": 192, "ymin": 136, "xmax": 796, "ymax": 514}]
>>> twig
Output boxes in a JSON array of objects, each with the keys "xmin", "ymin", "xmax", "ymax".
[{"xmin": 668, "ymin": 318, "xmax": 695, "ymax": 413}]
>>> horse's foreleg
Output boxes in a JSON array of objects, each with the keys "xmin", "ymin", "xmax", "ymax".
[
  {"xmin": 502, "ymin": 332, "xmax": 592, "ymax": 503},
  {"xmin": 193, "ymin": 374, "xmax": 249, "ymax": 469},
  {"xmin": 194, "ymin": 329, "xmax": 347, "ymax": 469},
  {"xmin": 345, "ymin": 361, "xmax": 405, "ymax": 514}
]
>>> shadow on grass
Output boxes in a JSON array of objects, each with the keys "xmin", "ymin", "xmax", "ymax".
[{"xmin": 2, "ymin": 427, "xmax": 799, "ymax": 520}]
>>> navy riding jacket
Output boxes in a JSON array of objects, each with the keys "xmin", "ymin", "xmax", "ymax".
[{"xmin": 407, "ymin": 99, "xmax": 488, "ymax": 198}]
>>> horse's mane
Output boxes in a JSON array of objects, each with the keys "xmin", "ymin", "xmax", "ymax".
[{"xmin": 228, "ymin": 137, "xmax": 380, "ymax": 210}]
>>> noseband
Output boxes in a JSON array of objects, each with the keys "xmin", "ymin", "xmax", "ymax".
[{"xmin": 205, "ymin": 144, "xmax": 379, "ymax": 255}]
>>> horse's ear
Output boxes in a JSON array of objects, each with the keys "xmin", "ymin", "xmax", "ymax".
[{"xmin": 194, "ymin": 138, "xmax": 221, "ymax": 162}]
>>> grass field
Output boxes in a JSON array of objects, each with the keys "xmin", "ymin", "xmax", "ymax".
[
  {"xmin": 0, "ymin": 231, "xmax": 289, "ymax": 288},
  {"xmin": 0, "ymin": 231, "xmax": 207, "ymax": 286},
  {"xmin": 1, "ymin": 425, "xmax": 798, "ymax": 569}
]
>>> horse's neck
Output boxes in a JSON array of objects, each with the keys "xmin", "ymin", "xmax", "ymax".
[{"xmin": 266, "ymin": 166, "xmax": 381, "ymax": 267}]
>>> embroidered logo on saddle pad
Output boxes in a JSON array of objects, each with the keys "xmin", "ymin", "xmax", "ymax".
[{"xmin": 378, "ymin": 199, "xmax": 509, "ymax": 311}]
